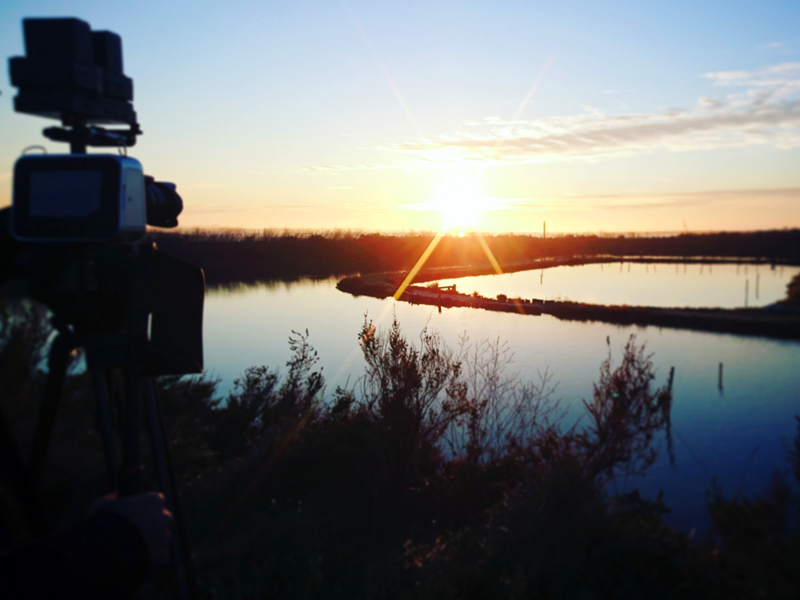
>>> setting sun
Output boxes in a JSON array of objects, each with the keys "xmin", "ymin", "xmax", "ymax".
[{"xmin": 433, "ymin": 178, "xmax": 486, "ymax": 230}]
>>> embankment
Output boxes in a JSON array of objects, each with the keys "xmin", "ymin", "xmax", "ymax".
[{"xmin": 337, "ymin": 262, "xmax": 800, "ymax": 341}]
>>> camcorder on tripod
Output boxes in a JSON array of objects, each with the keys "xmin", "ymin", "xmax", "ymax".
[{"xmin": 0, "ymin": 17, "xmax": 203, "ymax": 598}]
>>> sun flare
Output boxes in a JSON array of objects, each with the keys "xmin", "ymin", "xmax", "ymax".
[{"xmin": 433, "ymin": 178, "xmax": 486, "ymax": 230}]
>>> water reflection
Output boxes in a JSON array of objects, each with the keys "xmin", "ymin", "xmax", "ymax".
[
  {"xmin": 204, "ymin": 277, "xmax": 800, "ymax": 532},
  {"xmin": 208, "ymin": 276, "xmax": 340, "ymax": 296},
  {"xmin": 431, "ymin": 262, "xmax": 800, "ymax": 309}
]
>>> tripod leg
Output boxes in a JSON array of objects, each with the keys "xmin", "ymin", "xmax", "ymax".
[
  {"xmin": 28, "ymin": 331, "xmax": 73, "ymax": 488},
  {"xmin": 0, "ymin": 405, "xmax": 49, "ymax": 536},
  {"xmin": 120, "ymin": 373, "xmax": 143, "ymax": 495},
  {"xmin": 90, "ymin": 368, "xmax": 119, "ymax": 491},
  {"xmin": 144, "ymin": 378, "xmax": 198, "ymax": 600}
]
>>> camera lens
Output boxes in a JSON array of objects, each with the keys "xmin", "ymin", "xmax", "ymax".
[{"xmin": 145, "ymin": 177, "xmax": 182, "ymax": 228}]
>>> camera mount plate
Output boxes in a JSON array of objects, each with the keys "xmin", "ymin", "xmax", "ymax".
[{"xmin": 43, "ymin": 123, "xmax": 141, "ymax": 152}]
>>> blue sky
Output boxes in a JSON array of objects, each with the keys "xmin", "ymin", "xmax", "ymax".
[{"xmin": 1, "ymin": 0, "xmax": 799, "ymax": 233}]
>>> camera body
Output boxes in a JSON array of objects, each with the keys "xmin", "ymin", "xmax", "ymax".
[{"xmin": 12, "ymin": 154, "xmax": 146, "ymax": 242}]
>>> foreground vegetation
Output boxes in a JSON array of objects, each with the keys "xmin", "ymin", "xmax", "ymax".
[
  {"xmin": 2, "ymin": 300, "xmax": 800, "ymax": 598},
  {"xmin": 148, "ymin": 228, "xmax": 800, "ymax": 286}
]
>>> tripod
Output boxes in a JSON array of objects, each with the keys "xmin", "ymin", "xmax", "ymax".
[
  {"xmin": 2, "ymin": 240, "xmax": 204, "ymax": 599},
  {"xmin": 4, "ymin": 17, "xmax": 205, "ymax": 596}
]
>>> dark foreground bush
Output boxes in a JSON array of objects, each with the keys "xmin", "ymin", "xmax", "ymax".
[{"xmin": 2, "ymin": 301, "xmax": 800, "ymax": 598}]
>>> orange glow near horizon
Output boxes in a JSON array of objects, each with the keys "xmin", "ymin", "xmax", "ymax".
[{"xmin": 147, "ymin": 181, "xmax": 800, "ymax": 235}]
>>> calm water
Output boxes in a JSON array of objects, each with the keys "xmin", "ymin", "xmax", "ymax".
[
  {"xmin": 432, "ymin": 261, "xmax": 800, "ymax": 309},
  {"xmin": 204, "ymin": 272, "xmax": 800, "ymax": 531}
]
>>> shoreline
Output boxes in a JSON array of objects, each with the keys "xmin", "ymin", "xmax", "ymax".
[
  {"xmin": 406, "ymin": 255, "xmax": 800, "ymax": 285},
  {"xmin": 337, "ymin": 257, "xmax": 800, "ymax": 341}
]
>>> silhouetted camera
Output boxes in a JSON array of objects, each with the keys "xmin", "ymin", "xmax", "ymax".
[
  {"xmin": 3, "ymin": 15, "xmax": 204, "ymax": 373},
  {"xmin": 2, "ymin": 19, "xmax": 202, "ymax": 596},
  {"xmin": 8, "ymin": 17, "xmax": 183, "ymax": 240}
]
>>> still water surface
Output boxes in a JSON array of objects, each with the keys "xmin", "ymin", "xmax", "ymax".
[
  {"xmin": 204, "ymin": 267, "xmax": 800, "ymax": 530},
  {"xmin": 432, "ymin": 261, "xmax": 800, "ymax": 308}
]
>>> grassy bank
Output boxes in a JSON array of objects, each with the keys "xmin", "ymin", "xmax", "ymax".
[
  {"xmin": 147, "ymin": 228, "xmax": 800, "ymax": 286},
  {"xmin": 3, "ymin": 300, "xmax": 800, "ymax": 598}
]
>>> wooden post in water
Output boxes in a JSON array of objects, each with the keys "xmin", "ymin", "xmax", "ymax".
[
  {"xmin": 718, "ymin": 363, "xmax": 723, "ymax": 393},
  {"xmin": 668, "ymin": 366, "xmax": 675, "ymax": 394},
  {"xmin": 745, "ymin": 278, "xmax": 749, "ymax": 307},
  {"xmin": 540, "ymin": 269, "xmax": 543, "ymax": 285}
]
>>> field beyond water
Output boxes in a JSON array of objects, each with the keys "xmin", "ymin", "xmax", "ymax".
[{"xmin": 148, "ymin": 228, "xmax": 800, "ymax": 286}]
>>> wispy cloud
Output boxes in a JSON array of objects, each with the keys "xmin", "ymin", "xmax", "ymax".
[
  {"xmin": 387, "ymin": 63, "xmax": 800, "ymax": 164},
  {"xmin": 296, "ymin": 164, "xmax": 403, "ymax": 172},
  {"xmin": 480, "ymin": 187, "xmax": 800, "ymax": 212},
  {"xmin": 298, "ymin": 63, "xmax": 800, "ymax": 170},
  {"xmin": 759, "ymin": 41, "xmax": 791, "ymax": 55},
  {"xmin": 601, "ymin": 88, "xmax": 639, "ymax": 95},
  {"xmin": 181, "ymin": 183, "xmax": 231, "ymax": 189},
  {"xmin": 354, "ymin": 187, "xmax": 800, "ymax": 216},
  {"xmin": 703, "ymin": 62, "xmax": 800, "ymax": 89}
]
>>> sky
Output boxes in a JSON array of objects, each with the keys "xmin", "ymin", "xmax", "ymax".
[{"xmin": 1, "ymin": 0, "xmax": 799, "ymax": 234}]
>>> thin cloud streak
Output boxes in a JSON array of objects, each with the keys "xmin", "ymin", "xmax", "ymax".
[
  {"xmin": 485, "ymin": 187, "xmax": 800, "ymax": 212},
  {"xmin": 395, "ymin": 187, "xmax": 799, "ymax": 216},
  {"xmin": 379, "ymin": 63, "xmax": 800, "ymax": 165},
  {"xmin": 297, "ymin": 63, "xmax": 800, "ymax": 171},
  {"xmin": 297, "ymin": 164, "xmax": 403, "ymax": 172},
  {"xmin": 389, "ymin": 103, "xmax": 800, "ymax": 164}
]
